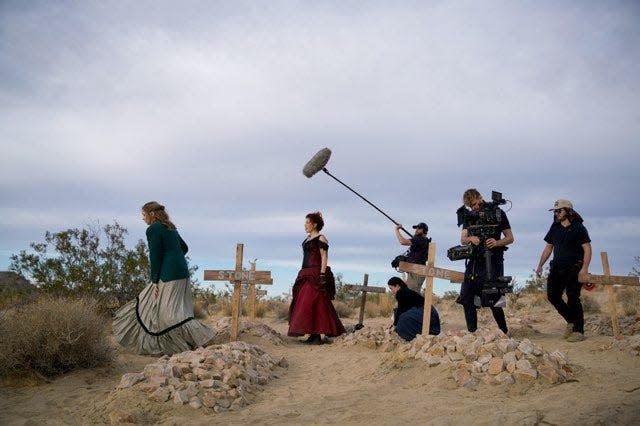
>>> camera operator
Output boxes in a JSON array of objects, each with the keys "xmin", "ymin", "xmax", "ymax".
[
  {"xmin": 535, "ymin": 199, "xmax": 591, "ymax": 342},
  {"xmin": 393, "ymin": 222, "xmax": 431, "ymax": 293},
  {"xmin": 457, "ymin": 189, "xmax": 513, "ymax": 334}
]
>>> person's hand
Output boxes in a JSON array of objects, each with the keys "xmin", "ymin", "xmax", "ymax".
[
  {"xmin": 395, "ymin": 224, "xmax": 403, "ymax": 231},
  {"xmin": 578, "ymin": 268, "xmax": 589, "ymax": 283},
  {"xmin": 468, "ymin": 236, "xmax": 480, "ymax": 246},
  {"xmin": 319, "ymin": 273, "xmax": 327, "ymax": 290},
  {"xmin": 486, "ymin": 238, "xmax": 498, "ymax": 249},
  {"xmin": 535, "ymin": 266, "xmax": 543, "ymax": 279}
]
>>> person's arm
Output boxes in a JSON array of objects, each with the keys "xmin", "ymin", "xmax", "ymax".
[
  {"xmin": 579, "ymin": 242, "xmax": 592, "ymax": 282},
  {"xmin": 395, "ymin": 224, "xmax": 411, "ymax": 246},
  {"xmin": 536, "ymin": 243, "xmax": 554, "ymax": 278},
  {"xmin": 146, "ymin": 225, "xmax": 163, "ymax": 284},
  {"xmin": 461, "ymin": 228, "xmax": 480, "ymax": 246},
  {"xmin": 319, "ymin": 235, "xmax": 328, "ymax": 274},
  {"xmin": 486, "ymin": 228, "xmax": 514, "ymax": 249},
  {"xmin": 179, "ymin": 234, "xmax": 188, "ymax": 255}
]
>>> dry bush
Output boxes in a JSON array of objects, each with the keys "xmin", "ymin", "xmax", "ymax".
[
  {"xmin": 333, "ymin": 300, "xmax": 354, "ymax": 318},
  {"xmin": 0, "ymin": 296, "xmax": 114, "ymax": 377},
  {"xmin": 192, "ymin": 300, "xmax": 208, "ymax": 319},
  {"xmin": 582, "ymin": 293, "xmax": 601, "ymax": 314},
  {"xmin": 441, "ymin": 290, "xmax": 459, "ymax": 301},
  {"xmin": 254, "ymin": 301, "xmax": 267, "ymax": 318},
  {"xmin": 267, "ymin": 299, "xmax": 290, "ymax": 321},
  {"xmin": 363, "ymin": 301, "xmax": 381, "ymax": 318},
  {"xmin": 378, "ymin": 294, "xmax": 396, "ymax": 318},
  {"xmin": 619, "ymin": 286, "xmax": 640, "ymax": 316},
  {"xmin": 220, "ymin": 300, "xmax": 247, "ymax": 317}
]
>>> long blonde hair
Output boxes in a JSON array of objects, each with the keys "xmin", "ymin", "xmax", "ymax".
[{"xmin": 142, "ymin": 201, "xmax": 177, "ymax": 230}]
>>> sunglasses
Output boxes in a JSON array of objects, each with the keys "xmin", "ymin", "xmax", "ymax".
[{"xmin": 554, "ymin": 209, "xmax": 564, "ymax": 214}]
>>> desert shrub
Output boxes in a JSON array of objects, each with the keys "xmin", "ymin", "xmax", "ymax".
[
  {"xmin": 0, "ymin": 296, "xmax": 114, "ymax": 377},
  {"xmin": 518, "ymin": 273, "xmax": 547, "ymax": 294},
  {"xmin": 378, "ymin": 295, "xmax": 395, "ymax": 318},
  {"xmin": 9, "ymin": 222, "xmax": 150, "ymax": 307},
  {"xmin": 441, "ymin": 290, "xmax": 459, "ymax": 301},
  {"xmin": 582, "ymin": 293, "xmax": 601, "ymax": 314},
  {"xmin": 333, "ymin": 300, "xmax": 354, "ymax": 318},
  {"xmin": 268, "ymin": 299, "xmax": 290, "ymax": 321},
  {"xmin": 619, "ymin": 286, "xmax": 640, "ymax": 316},
  {"xmin": 255, "ymin": 301, "xmax": 267, "ymax": 318},
  {"xmin": 193, "ymin": 300, "xmax": 208, "ymax": 319},
  {"xmin": 363, "ymin": 301, "xmax": 380, "ymax": 318}
]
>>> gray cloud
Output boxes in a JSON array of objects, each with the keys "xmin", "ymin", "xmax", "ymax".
[{"xmin": 1, "ymin": 1, "xmax": 639, "ymax": 295}]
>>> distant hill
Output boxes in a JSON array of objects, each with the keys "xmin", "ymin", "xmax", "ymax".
[{"xmin": 0, "ymin": 271, "xmax": 35, "ymax": 291}]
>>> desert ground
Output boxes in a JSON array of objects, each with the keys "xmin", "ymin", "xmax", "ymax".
[{"xmin": 1, "ymin": 292, "xmax": 640, "ymax": 425}]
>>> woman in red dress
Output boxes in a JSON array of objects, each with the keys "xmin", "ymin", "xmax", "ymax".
[{"xmin": 288, "ymin": 212, "xmax": 345, "ymax": 344}]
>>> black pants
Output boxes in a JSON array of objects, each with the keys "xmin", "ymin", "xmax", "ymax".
[
  {"xmin": 458, "ymin": 255, "xmax": 508, "ymax": 334},
  {"xmin": 547, "ymin": 262, "xmax": 584, "ymax": 333},
  {"xmin": 463, "ymin": 304, "xmax": 508, "ymax": 334}
]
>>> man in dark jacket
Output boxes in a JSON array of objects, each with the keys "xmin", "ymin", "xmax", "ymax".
[
  {"xmin": 393, "ymin": 222, "xmax": 431, "ymax": 293},
  {"xmin": 536, "ymin": 199, "xmax": 592, "ymax": 342}
]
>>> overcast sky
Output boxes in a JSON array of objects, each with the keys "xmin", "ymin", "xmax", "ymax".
[{"xmin": 1, "ymin": 1, "xmax": 639, "ymax": 298}]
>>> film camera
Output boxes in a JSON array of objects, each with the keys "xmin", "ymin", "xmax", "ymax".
[{"xmin": 447, "ymin": 191, "xmax": 513, "ymax": 298}]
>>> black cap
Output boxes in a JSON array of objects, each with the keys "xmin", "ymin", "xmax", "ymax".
[{"xmin": 412, "ymin": 222, "xmax": 428, "ymax": 232}]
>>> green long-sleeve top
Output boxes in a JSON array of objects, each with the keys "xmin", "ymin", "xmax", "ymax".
[{"xmin": 146, "ymin": 222, "xmax": 190, "ymax": 283}]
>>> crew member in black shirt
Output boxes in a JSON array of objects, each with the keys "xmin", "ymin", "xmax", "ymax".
[{"xmin": 536, "ymin": 199, "xmax": 592, "ymax": 342}]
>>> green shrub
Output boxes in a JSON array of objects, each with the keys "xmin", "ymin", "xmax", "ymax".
[
  {"xmin": 441, "ymin": 290, "xmax": 459, "ymax": 301},
  {"xmin": 0, "ymin": 296, "xmax": 114, "ymax": 377}
]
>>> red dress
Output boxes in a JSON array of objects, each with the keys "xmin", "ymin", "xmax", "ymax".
[{"xmin": 288, "ymin": 236, "xmax": 346, "ymax": 337}]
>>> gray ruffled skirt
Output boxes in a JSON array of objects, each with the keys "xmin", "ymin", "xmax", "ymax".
[{"xmin": 112, "ymin": 278, "xmax": 215, "ymax": 355}]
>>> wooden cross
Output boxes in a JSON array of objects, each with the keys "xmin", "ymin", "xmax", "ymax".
[
  {"xmin": 203, "ymin": 244, "xmax": 272, "ymax": 341},
  {"xmin": 399, "ymin": 242, "xmax": 465, "ymax": 336},
  {"xmin": 579, "ymin": 251, "xmax": 640, "ymax": 339},
  {"xmin": 343, "ymin": 273, "xmax": 386, "ymax": 329},
  {"xmin": 244, "ymin": 260, "xmax": 273, "ymax": 321}
]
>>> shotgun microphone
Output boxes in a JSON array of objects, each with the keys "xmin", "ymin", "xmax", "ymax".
[
  {"xmin": 302, "ymin": 147, "xmax": 332, "ymax": 178},
  {"xmin": 301, "ymin": 148, "xmax": 412, "ymax": 237}
]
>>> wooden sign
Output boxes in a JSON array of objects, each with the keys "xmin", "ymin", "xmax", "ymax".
[
  {"xmin": 344, "ymin": 274, "xmax": 387, "ymax": 328},
  {"xmin": 204, "ymin": 270, "xmax": 272, "ymax": 283},
  {"xmin": 203, "ymin": 244, "xmax": 272, "ymax": 340},
  {"xmin": 399, "ymin": 261, "xmax": 464, "ymax": 283}
]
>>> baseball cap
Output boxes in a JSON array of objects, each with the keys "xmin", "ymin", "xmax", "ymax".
[
  {"xmin": 412, "ymin": 222, "xmax": 428, "ymax": 232},
  {"xmin": 549, "ymin": 199, "xmax": 573, "ymax": 211}
]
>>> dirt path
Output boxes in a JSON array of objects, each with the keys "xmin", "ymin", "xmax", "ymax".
[{"xmin": 2, "ymin": 314, "xmax": 640, "ymax": 425}]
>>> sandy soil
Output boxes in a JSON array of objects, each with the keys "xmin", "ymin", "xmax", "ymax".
[{"xmin": 2, "ymin": 297, "xmax": 640, "ymax": 425}]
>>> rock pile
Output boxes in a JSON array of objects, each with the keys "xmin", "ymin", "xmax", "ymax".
[
  {"xmin": 207, "ymin": 318, "xmax": 286, "ymax": 345},
  {"xmin": 607, "ymin": 334, "xmax": 640, "ymax": 356},
  {"xmin": 338, "ymin": 326, "xmax": 572, "ymax": 387},
  {"xmin": 586, "ymin": 315, "xmax": 640, "ymax": 336},
  {"xmin": 115, "ymin": 341, "xmax": 288, "ymax": 412}
]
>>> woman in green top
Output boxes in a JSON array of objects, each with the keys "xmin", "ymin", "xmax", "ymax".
[{"xmin": 113, "ymin": 201, "xmax": 214, "ymax": 355}]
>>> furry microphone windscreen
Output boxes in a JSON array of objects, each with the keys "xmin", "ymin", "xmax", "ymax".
[{"xmin": 302, "ymin": 148, "xmax": 332, "ymax": 178}]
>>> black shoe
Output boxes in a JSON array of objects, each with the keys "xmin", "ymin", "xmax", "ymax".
[
  {"xmin": 305, "ymin": 334, "xmax": 323, "ymax": 345},
  {"xmin": 304, "ymin": 334, "xmax": 321, "ymax": 344}
]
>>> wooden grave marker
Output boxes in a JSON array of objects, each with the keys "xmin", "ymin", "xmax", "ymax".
[
  {"xmin": 579, "ymin": 251, "xmax": 640, "ymax": 339},
  {"xmin": 203, "ymin": 244, "xmax": 272, "ymax": 341},
  {"xmin": 399, "ymin": 242, "xmax": 465, "ymax": 337},
  {"xmin": 244, "ymin": 260, "xmax": 273, "ymax": 321},
  {"xmin": 343, "ymin": 273, "xmax": 386, "ymax": 329}
]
